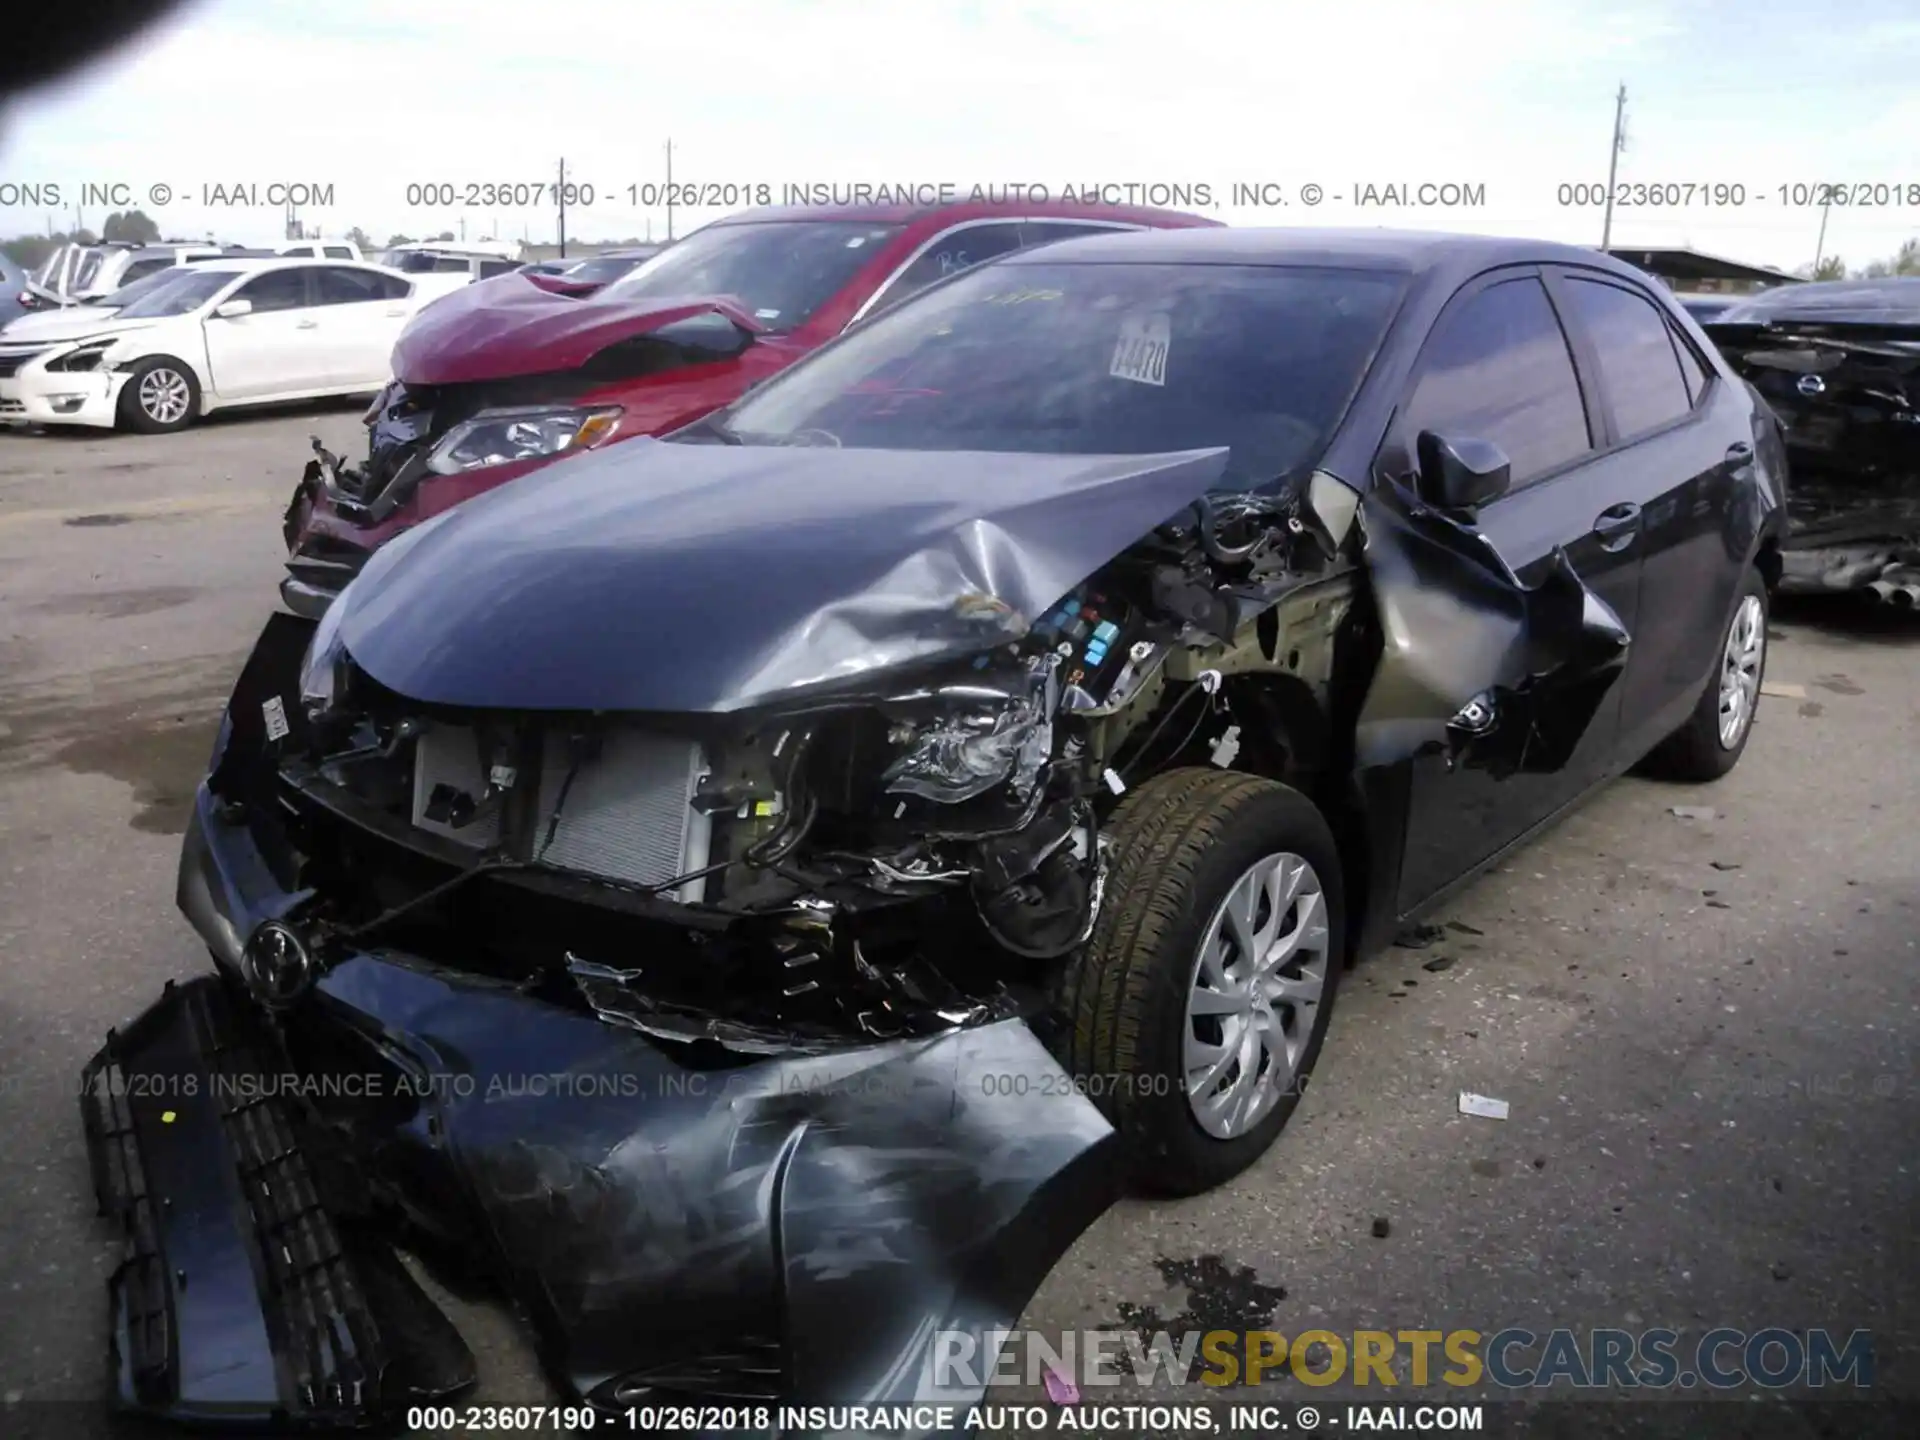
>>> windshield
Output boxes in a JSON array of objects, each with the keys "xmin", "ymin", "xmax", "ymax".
[
  {"xmin": 115, "ymin": 269, "xmax": 236, "ymax": 318},
  {"xmin": 562, "ymin": 253, "xmax": 650, "ymax": 285},
  {"xmin": 600, "ymin": 220, "xmax": 902, "ymax": 329},
  {"xmin": 73, "ymin": 250, "xmax": 107, "ymax": 290},
  {"xmin": 720, "ymin": 261, "xmax": 1404, "ymax": 485}
]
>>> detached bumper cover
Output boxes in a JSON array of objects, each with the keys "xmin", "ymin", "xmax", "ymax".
[
  {"xmin": 91, "ymin": 776, "xmax": 1119, "ymax": 1429},
  {"xmin": 80, "ymin": 975, "xmax": 475, "ymax": 1428}
]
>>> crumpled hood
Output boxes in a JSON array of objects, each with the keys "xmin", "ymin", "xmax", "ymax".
[
  {"xmin": 0, "ymin": 308, "xmax": 154, "ymax": 343},
  {"xmin": 336, "ymin": 439, "xmax": 1232, "ymax": 714},
  {"xmin": 391, "ymin": 273, "xmax": 764, "ymax": 385}
]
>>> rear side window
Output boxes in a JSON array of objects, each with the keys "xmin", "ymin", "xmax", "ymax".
[
  {"xmin": 324, "ymin": 245, "xmax": 354, "ymax": 259},
  {"xmin": 119, "ymin": 258, "xmax": 173, "ymax": 284},
  {"xmin": 1669, "ymin": 325, "xmax": 1710, "ymax": 405},
  {"xmin": 478, "ymin": 259, "xmax": 519, "ymax": 278},
  {"xmin": 1560, "ymin": 276, "xmax": 1694, "ymax": 439},
  {"xmin": 869, "ymin": 223, "xmax": 1025, "ymax": 314},
  {"xmin": 315, "ymin": 266, "xmax": 405, "ymax": 304},
  {"xmin": 1403, "ymin": 276, "xmax": 1592, "ymax": 487}
]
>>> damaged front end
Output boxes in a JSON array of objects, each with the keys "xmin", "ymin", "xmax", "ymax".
[
  {"xmin": 280, "ymin": 299, "xmax": 768, "ymax": 618},
  {"xmin": 95, "ymin": 438, "xmax": 1629, "ymax": 1429},
  {"xmin": 1705, "ymin": 286, "xmax": 1920, "ymax": 598}
]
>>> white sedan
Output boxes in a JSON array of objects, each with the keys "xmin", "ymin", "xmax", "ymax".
[{"xmin": 0, "ymin": 258, "xmax": 463, "ymax": 433}]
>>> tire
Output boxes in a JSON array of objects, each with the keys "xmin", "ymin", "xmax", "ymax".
[
  {"xmin": 116, "ymin": 357, "xmax": 200, "ymax": 433},
  {"xmin": 1641, "ymin": 567, "xmax": 1769, "ymax": 782},
  {"xmin": 1060, "ymin": 768, "xmax": 1346, "ymax": 1196}
]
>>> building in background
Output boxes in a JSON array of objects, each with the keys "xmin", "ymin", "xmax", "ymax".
[{"xmin": 1603, "ymin": 246, "xmax": 1801, "ymax": 294}]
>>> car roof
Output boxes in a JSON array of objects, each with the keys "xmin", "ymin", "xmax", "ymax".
[
  {"xmin": 993, "ymin": 225, "xmax": 1658, "ymax": 279},
  {"xmin": 706, "ymin": 196, "xmax": 1221, "ymax": 229},
  {"xmin": 1717, "ymin": 275, "xmax": 1920, "ymax": 322}
]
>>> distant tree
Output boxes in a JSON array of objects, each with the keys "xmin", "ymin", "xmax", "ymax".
[
  {"xmin": 431, "ymin": 230, "xmax": 456, "ymax": 242},
  {"xmin": 1797, "ymin": 256, "xmax": 1847, "ymax": 281},
  {"xmin": 101, "ymin": 209, "xmax": 161, "ymax": 243},
  {"xmin": 385, "ymin": 233, "xmax": 417, "ymax": 247},
  {"xmin": 1862, "ymin": 259, "xmax": 1893, "ymax": 278},
  {"xmin": 1894, "ymin": 238, "xmax": 1920, "ymax": 275},
  {"xmin": 345, "ymin": 226, "xmax": 372, "ymax": 249}
]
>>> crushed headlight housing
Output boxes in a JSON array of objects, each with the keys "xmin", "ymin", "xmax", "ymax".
[
  {"xmin": 425, "ymin": 405, "xmax": 623, "ymax": 474},
  {"xmin": 45, "ymin": 339, "xmax": 117, "ymax": 373},
  {"xmin": 881, "ymin": 657, "xmax": 1059, "ymax": 805},
  {"xmin": 298, "ymin": 588, "xmax": 351, "ymax": 719}
]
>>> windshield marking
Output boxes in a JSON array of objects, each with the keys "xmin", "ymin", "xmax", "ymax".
[{"xmin": 1109, "ymin": 310, "xmax": 1171, "ymax": 386}]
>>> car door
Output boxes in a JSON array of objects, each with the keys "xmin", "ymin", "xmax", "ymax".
[
  {"xmin": 1545, "ymin": 267, "xmax": 1747, "ymax": 758},
  {"xmin": 856, "ymin": 221, "xmax": 1028, "ymax": 320},
  {"xmin": 310, "ymin": 265, "xmax": 413, "ymax": 388},
  {"xmin": 1385, "ymin": 269, "xmax": 1644, "ymax": 914},
  {"xmin": 200, "ymin": 266, "xmax": 324, "ymax": 400}
]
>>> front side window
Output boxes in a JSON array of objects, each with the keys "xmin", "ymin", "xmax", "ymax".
[
  {"xmin": 721, "ymin": 261, "xmax": 1404, "ymax": 488},
  {"xmin": 1560, "ymin": 276, "xmax": 1694, "ymax": 439},
  {"xmin": 601, "ymin": 220, "xmax": 903, "ymax": 330},
  {"xmin": 119, "ymin": 258, "xmax": 173, "ymax": 285},
  {"xmin": 235, "ymin": 268, "xmax": 311, "ymax": 313},
  {"xmin": 1403, "ymin": 277, "xmax": 1592, "ymax": 488}
]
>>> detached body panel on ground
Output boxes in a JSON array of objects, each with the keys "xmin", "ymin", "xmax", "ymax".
[{"xmin": 86, "ymin": 228, "xmax": 1784, "ymax": 1430}]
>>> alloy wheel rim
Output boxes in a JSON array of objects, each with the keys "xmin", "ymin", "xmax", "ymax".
[
  {"xmin": 139, "ymin": 368, "xmax": 190, "ymax": 424},
  {"xmin": 1184, "ymin": 851, "xmax": 1331, "ymax": 1139},
  {"xmin": 1717, "ymin": 594, "xmax": 1765, "ymax": 750}
]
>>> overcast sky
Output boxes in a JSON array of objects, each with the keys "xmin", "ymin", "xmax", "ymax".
[{"xmin": 2, "ymin": 0, "xmax": 1916, "ymax": 270}]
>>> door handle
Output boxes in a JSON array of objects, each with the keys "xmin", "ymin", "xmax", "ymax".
[
  {"xmin": 296, "ymin": 319, "xmax": 319, "ymax": 329},
  {"xmin": 1725, "ymin": 440, "xmax": 1753, "ymax": 463},
  {"xmin": 384, "ymin": 307, "xmax": 407, "ymax": 316},
  {"xmin": 1591, "ymin": 501, "xmax": 1642, "ymax": 552}
]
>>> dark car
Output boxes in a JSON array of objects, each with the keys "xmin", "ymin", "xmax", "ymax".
[
  {"xmin": 1701, "ymin": 276, "xmax": 1920, "ymax": 599},
  {"xmin": 1675, "ymin": 291, "xmax": 1747, "ymax": 323},
  {"xmin": 279, "ymin": 199, "xmax": 1220, "ymax": 617},
  {"xmin": 84, "ymin": 228, "xmax": 1783, "ymax": 1429}
]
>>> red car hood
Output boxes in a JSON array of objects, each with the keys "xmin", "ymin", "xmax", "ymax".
[{"xmin": 391, "ymin": 274, "xmax": 765, "ymax": 385}]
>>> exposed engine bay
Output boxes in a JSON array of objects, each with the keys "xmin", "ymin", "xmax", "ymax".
[{"xmin": 266, "ymin": 481, "xmax": 1358, "ymax": 1053}]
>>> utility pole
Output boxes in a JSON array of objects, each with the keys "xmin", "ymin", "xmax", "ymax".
[
  {"xmin": 1600, "ymin": 83, "xmax": 1627, "ymax": 250},
  {"xmin": 665, "ymin": 138, "xmax": 675, "ymax": 241},
  {"xmin": 557, "ymin": 156, "xmax": 568, "ymax": 258},
  {"xmin": 1812, "ymin": 190, "xmax": 1833, "ymax": 275}
]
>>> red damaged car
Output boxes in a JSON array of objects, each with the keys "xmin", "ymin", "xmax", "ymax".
[{"xmin": 281, "ymin": 198, "xmax": 1220, "ymax": 615}]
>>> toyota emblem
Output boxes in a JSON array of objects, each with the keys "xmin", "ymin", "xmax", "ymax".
[
  {"xmin": 1796, "ymin": 373, "xmax": 1827, "ymax": 397},
  {"xmin": 243, "ymin": 921, "xmax": 315, "ymax": 1006}
]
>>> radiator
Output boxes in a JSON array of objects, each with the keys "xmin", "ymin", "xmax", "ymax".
[{"xmin": 534, "ymin": 730, "xmax": 713, "ymax": 903}]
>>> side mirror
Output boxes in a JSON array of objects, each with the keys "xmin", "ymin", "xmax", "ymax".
[
  {"xmin": 1415, "ymin": 431, "xmax": 1511, "ymax": 512},
  {"xmin": 650, "ymin": 310, "xmax": 756, "ymax": 361},
  {"xmin": 213, "ymin": 298, "xmax": 253, "ymax": 319}
]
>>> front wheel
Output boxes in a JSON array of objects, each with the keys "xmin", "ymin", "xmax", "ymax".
[
  {"xmin": 1641, "ymin": 567, "xmax": 1769, "ymax": 782},
  {"xmin": 1058, "ymin": 769, "xmax": 1345, "ymax": 1196},
  {"xmin": 117, "ymin": 357, "xmax": 200, "ymax": 434}
]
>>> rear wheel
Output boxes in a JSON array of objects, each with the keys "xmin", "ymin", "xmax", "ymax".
[
  {"xmin": 1641, "ymin": 567, "xmax": 1768, "ymax": 782},
  {"xmin": 117, "ymin": 357, "xmax": 199, "ymax": 433},
  {"xmin": 1059, "ymin": 769, "xmax": 1345, "ymax": 1196}
]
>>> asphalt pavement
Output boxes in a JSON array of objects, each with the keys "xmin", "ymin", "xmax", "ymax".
[{"xmin": 1, "ymin": 409, "xmax": 1915, "ymax": 1437}]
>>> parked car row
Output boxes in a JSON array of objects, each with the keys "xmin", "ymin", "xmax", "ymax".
[
  {"xmin": 0, "ymin": 257, "xmax": 464, "ymax": 430},
  {"xmin": 83, "ymin": 216, "xmax": 1793, "ymax": 1429}
]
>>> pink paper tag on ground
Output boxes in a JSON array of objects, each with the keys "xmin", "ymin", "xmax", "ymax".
[{"xmin": 1044, "ymin": 1366, "xmax": 1081, "ymax": 1405}]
